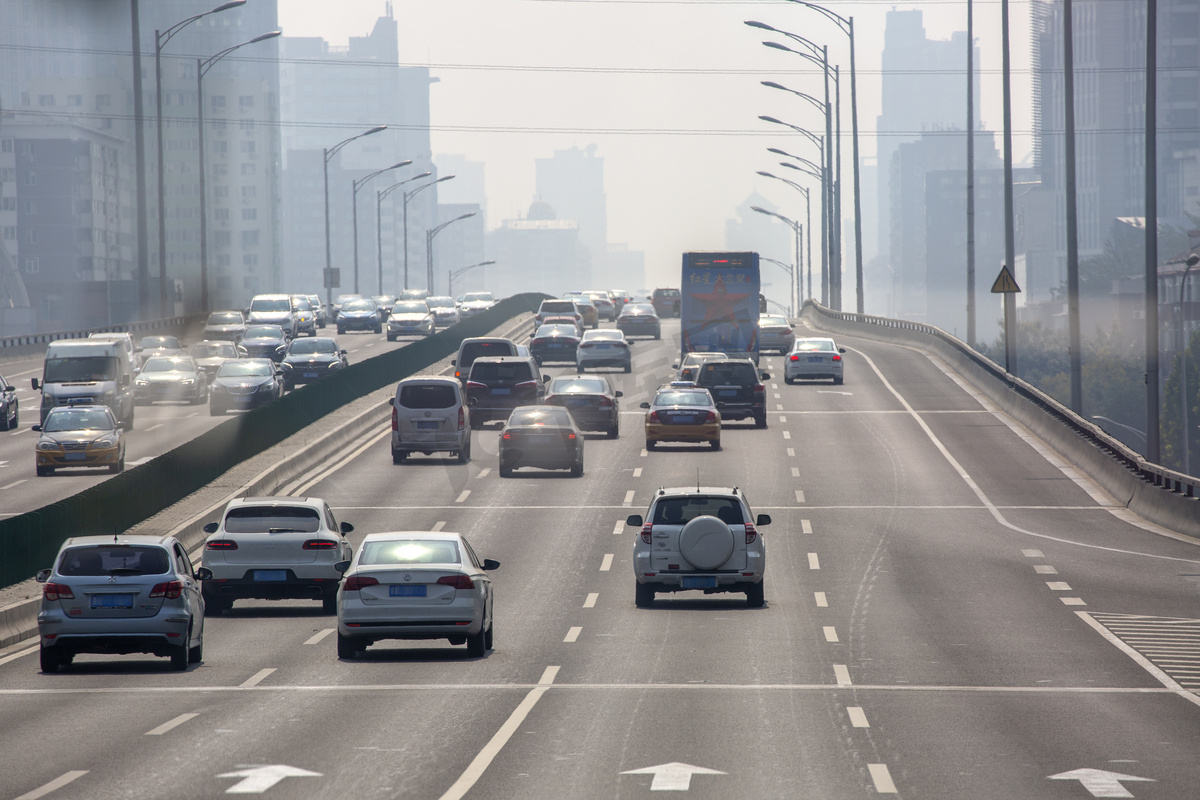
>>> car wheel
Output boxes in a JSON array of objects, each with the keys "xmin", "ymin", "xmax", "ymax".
[
  {"xmin": 654, "ymin": 331, "xmax": 661, "ymax": 340},
  {"xmin": 833, "ymin": 376, "xmax": 844, "ymax": 385},
  {"xmin": 209, "ymin": 404, "xmax": 224, "ymax": 416},
  {"xmin": 188, "ymin": 633, "xmax": 203, "ymax": 664},
  {"xmin": 575, "ymin": 363, "xmax": 583, "ymax": 372},
  {"xmin": 322, "ymin": 594, "xmax": 337, "ymax": 615},
  {"xmin": 374, "ymin": 324, "xmax": 382, "ymax": 334},
  {"xmin": 387, "ymin": 334, "xmax": 395, "ymax": 342},
  {"xmin": 784, "ymin": 376, "xmax": 795, "ymax": 385},
  {"xmin": 466, "ymin": 626, "xmax": 487, "ymax": 657},
  {"xmin": 124, "ymin": 411, "xmax": 134, "ymax": 431},
  {"xmin": 570, "ymin": 460, "xmax": 583, "ymax": 477},
  {"xmin": 203, "ymin": 590, "xmax": 230, "ymax": 616},
  {"xmin": 337, "ymin": 632, "xmax": 361, "ymax": 660},
  {"xmin": 36, "ymin": 466, "xmax": 51, "ymax": 477},
  {"xmin": 607, "ymin": 424, "xmax": 619, "ymax": 439},
  {"xmin": 109, "ymin": 455, "xmax": 123, "ymax": 474},
  {"xmin": 470, "ymin": 416, "xmax": 484, "ymax": 430},
  {"xmin": 169, "ymin": 642, "xmax": 188, "ymax": 671},
  {"xmin": 392, "ymin": 448, "xmax": 407, "ymax": 465},
  {"xmin": 746, "ymin": 581, "xmax": 765, "ymax": 608},
  {"xmin": 711, "ymin": 439, "xmax": 721, "ymax": 451},
  {"xmin": 0, "ymin": 407, "xmax": 10, "ymax": 431},
  {"xmin": 624, "ymin": 362, "xmax": 632, "ymax": 374},
  {"xmin": 11, "ymin": 407, "xmax": 17, "ymax": 428},
  {"xmin": 484, "ymin": 620, "xmax": 494, "ymax": 650},
  {"xmin": 499, "ymin": 463, "xmax": 513, "ymax": 478},
  {"xmin": 456, "ymin": 441, "xmax": 471, "ymax": 464},
  {"xmin": 635, "ymin": 582, "xmax": 655, "ymax": 608},
  {"xmin": 754, "ymin": 414, "xmax": 767, "ymax": 429},
  {"xmin": 337, "ymin": 326, "xmax": 345, "ymax": 335},
  {"xmin": 39, "ymin": 644, "xmax": 61, "ymax": 673}
]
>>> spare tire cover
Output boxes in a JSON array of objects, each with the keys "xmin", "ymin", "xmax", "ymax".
[{"xmin": 678, "ymin": 515, "xmax": 735, "ymax": 570}]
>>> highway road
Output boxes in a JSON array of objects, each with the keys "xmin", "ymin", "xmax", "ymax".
[{"xmin": 2, "ymin": 318, "xmax": 1200, "ymax": 799}]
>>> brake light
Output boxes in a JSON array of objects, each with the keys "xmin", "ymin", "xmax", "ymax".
[
  {"xmin": 745, "ymin": 523, "xmax": 758, "ymax": 544},
  {"xmin": 515, "ymin": 379, "xmax": 538, "ymax": 390},
  {"xmin": 466, "ymin": 381, "xmax": 486, "ymax": 390},
  {"xmin": 437, "ymin": 575, "xmax": 475, "ymax": 590},
  {"xmin": 832, "ymin": 354, "xmax": 841, "ymax": 361},
  {"xmin": 391, "ymin": 406, "xmax": 399, "ymax": 431},
  {"xmin": 205, "ymin": 540, "xmax": 238, "ymax": 550},
  {"xmin": 303, "ymin": 540, "xmax": 338, "ymax": 550},
  {"xmin": 149, "ymin": 580, "xmax": 183, "ymax": 599},
  {"xmin": 704, "ymin": 411, "xmax": 717, "ymax": 423},
  {"xmin": 343, "ymin": 576, "xmax": 379, "ymax": 591},
  {"xmin": 455, "ymin": 370, "xmax": 463, "ymax": 380},
  {"xmin": 598, "ymin": 396, "xmax": 613, "ymax": 407},
  {"xmin": 753, "ymin": 384, "xmax": 765, "ymax": 393},
  {"xmin": 502, "ymin": 431, "xmax": 514, "ymax": 440},
  {"xmin": 641, "ymin": 523, "xmax": 653, "ymax": 544},
  {"xmin": 579, "ymin": 342, "xmax": 594, "ymax": 348},
  {"xmin": 563, "ymin": 431, "xmax": 577, "ymax": 440},
  {"xmin": 789, "ymin": 354, "xmax": 800, "ymax": 361},
  {"xmin": 648, "ymin": 411, "xmax": 661, "ymax": 422},
  {"xmin": 457, "ymin": 406, "xmax": 465, "ymax": 430},
  {"xmin": 43, "ymin": 582, "xmax": 74, "ymax": 601},
  {"xmin": 532, "ymin": 338, "xmax": 546, "ymax": 346}
]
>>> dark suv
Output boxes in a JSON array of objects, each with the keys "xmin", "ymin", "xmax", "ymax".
[
  {"xmin": 652, "ymin": 288, "xmax": 681, "ymax": 318},
  {"xmin": 692, "ymin": 358, "xmax": 770, "ymax": 428},
  {"xmin": 465, "ymin": 356, "xmax": 548, "ymax": 428}
]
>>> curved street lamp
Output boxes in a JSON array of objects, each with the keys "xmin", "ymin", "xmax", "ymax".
[
  {"xmin": 155, "ymin": 0, "xmax": 245, "ymax": 317},
  {"xmin": 758, "ymin": 170, "xmax": 813, "ymax": 303},
  {"xmin": 751, "ymin": 206, "xmax": 801, "ymax": 317},
  {"xmin": 376, "ymin": 172, "xmax": 431, "ymax": 294},
  {"xmin": 352, "ymin": 161, "xmax": 411, "ymax": 293},
  {"xmin": 759, "ymin": 257, "xmax": 795, "ymax": 316},
  {"xmin": 197, "ymin": 30, "xmax": 280, "ymax": 312},
  {"xmin": 322, "ymin": 126, "xmax": 387, "ymax": 306},
  {"xmin": 426, "ymin": 212, "xmax": 476, "ymax": 295},
  {"xmin": 403, "ymin": 175, "xmax": 455, "ymax": 290},
  {"xmin": 449, "ymin": 260, "xmax": 496, "ymax": 298}
]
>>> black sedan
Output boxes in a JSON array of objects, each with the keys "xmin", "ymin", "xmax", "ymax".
[
  {"xmin": 616, "ymin": 303, "xmax": 661, "ymax": 339},
  {"xmin": 337, "ymin": 299, "xmax": 383, "ymax": 334},
  {"xmin": 209, "ymin": 358, "xmax": 284, "ymax": 416},
  {"xmin": 280, "ymin": 337, "xmax": 348, "ymax": 390},
  {"xmin": 543, "ymin": 375, "xmax": 621, "ymax": 438},
  {"xmin": 0, "ymin": 374, "xmax": 18, "ymax": 430},
  {"xmin": 498, "ymin": 405, "xmax": 584, "ymax": 477},
  {"xmin": 530, "ymin": 324, "xmax": 581, "ymax": 365},
  {"xmin": 239, "ymin": 325, "xmax": 289, "ymax": 362}
]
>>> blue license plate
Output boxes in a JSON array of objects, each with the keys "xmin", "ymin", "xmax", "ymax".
[
  {"xmin": 389, "ymin": 585, "xmax": 427, "ymax": 597},
  {"xmin": 595, "ymin": 344, "xmax": 611, "ymax": 350},
  {"xmin": 682, "ymin": 576, "xmax": 718, "ymax": 589},
  {"xmin": 90, "ymin": 594, "xmax": 133, "ymax": 609},
  {"xmin": 303, "ymin": 372, "xmax": 319, "ymax": 379},
  {"xmin": 719, "ymin": 390, "xmax": 737, "ymax": 397},
  {"xmin": 253, "ymin": 570, "xmax": 287, "ymax": 582},
  {"xmin": 416, "ymin": 420, "xmax": 439, "ymax": 430},
  {"xmin": 64, "ymin": 453, "xmax": 87, "ymax": 461},
  {"xmin": 492, "ymin": 388, "xmax": 511, "ymax": 395},
  {"xmin": 808, "ymin": 356, "xmax": 823, "ymax": 363},
  {"xmin": 568, "ymin": 398, "xmax": 589, "ymax": 407}
]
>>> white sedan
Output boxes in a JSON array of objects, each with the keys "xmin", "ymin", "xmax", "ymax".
[
  {"xmin": 387, "ymin": 301, "xmax": 435, "ymax": 340},
  {"xmin": 576, "ymin": 328, "xmax": 632, "ymax": 373},
  {"xmin": 784, "ymin": 337, "xmax": 846, "ymax": 385},
  {"xmin": 336, "ymin": 532, "xmax": 498, "ymax": 659}
]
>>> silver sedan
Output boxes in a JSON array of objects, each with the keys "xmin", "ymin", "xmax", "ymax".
[{"xmin": 336, "ymin": 532, "xmax": 498, "ymax": 659}]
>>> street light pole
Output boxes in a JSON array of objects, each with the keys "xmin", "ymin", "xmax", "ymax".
[
  {"xmin": 1178, "ymin": 254, "xmax": 1199, "ymax": 474},
  {"xmin": 197, "ymin": 30, "xmax": 280, "ymax": 312},
  {"xmin": 756, "ymin": 170, "xmax": 811, "ymax": 307},
  {"xmin": 130, "ymin": 0, "xmax": 150, "ymax": 319},
  {"xmin": 426, "ymin": 212, "xmax": 476, "ymax": 295},
  {"xmin": 448, "ymin": 260, "xmax": 495, "ymax": 298},
  {"xmin": 752, "ymin": 206, "xmax": 801, "ymax": 316},
  {"xmin": 759, "ymin": 257, "xmax": 795, "ymax": 316},
  {"xmin": 402, "ymin": 175, "xmax": 455, "ymax": 290},
  {"xmin": 376, "ymin": 172, "xmax": 432, "ymax": 294},
  {"xmin": 352, "ymin": 161, "xmax": 411, "ymax": 294},
  {"xmin": 323, "ymin": 125, "xmax": 387, "ymax": 307}
]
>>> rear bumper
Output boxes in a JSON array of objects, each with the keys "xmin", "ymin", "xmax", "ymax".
[
  {"xmin": 645, "ymin": 422, "xmax": 719, "ymax": 442},
  {"xmin": 202, "ymin": 574, "xmax": 341, "ymax": 601}
]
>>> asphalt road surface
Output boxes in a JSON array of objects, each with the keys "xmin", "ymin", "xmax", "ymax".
[{"xmin": 2, "ymin": 318, "xmax": 1199, "ymax": 799}]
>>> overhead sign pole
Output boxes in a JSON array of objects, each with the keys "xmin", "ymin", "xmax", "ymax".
[{"xmin": 992, "ymin": 264, "xmax": 1021, "ymax": 374}]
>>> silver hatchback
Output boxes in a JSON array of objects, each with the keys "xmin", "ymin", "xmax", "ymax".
[
  {"xmin": 391, "ymin": 376, "xmax": 471, "ymax": 464},
  {"xmin": 36, "ymin": 534, "xmax": 208, "ymax": 672}
]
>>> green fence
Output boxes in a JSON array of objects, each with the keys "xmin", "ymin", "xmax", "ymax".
[{"xmin": 0, "ymin": 293, "xmax": 546, "ymax": 587}]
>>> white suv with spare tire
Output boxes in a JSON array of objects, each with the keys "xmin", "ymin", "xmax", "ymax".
[{"xmin": 626, "ymin": 486, "xmax": 769, "ymax": 608}]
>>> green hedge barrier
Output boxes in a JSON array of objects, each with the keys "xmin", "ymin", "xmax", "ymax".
[{"xmin": 0, "ymin": 292, "xmax": 547, "ymax": 588}]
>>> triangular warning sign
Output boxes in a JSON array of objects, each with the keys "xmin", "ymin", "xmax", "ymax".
[{"xmin": 991, "ymin": 265, "xmax": 1021, "ymax": 294}]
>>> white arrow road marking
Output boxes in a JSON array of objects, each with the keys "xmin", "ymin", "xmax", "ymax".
[
  {"xmin": 217, "ymin": 765, "xmax": 322, "ymax": 794},
  {"xmin": 1047, "ymin": 768, "xmax": 1155, "ymax": 798},
  {"xmin": 620, "ymin": 762, "xmax": 727, "ymax": 791}
]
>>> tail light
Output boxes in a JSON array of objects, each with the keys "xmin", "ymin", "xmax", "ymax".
[
  {"xmin": 562, "ymin": 431, "xmax": 577, "ymax": 441},
  {"xmin": 832, "ymin": 354, "xmax": 841, "ymax": 361},
  {"xmin": 303, "ymin": 540, "xmax": 338, "ymax": 550},
  {"xmin": 502, "ymin": 431, "xmax": 514, "ymax": 440},
  {"xmin": 753, "ymin": 384, "xmax": 765, "ymax": 394},
  {"xmin": 457, "ymin": 406, "xmax": 465, "ymax": 430},
  {"xmin": 579, "ymin": 342, "xmax": 594, "ymax": 349},
  {"xmin": 640, "ymin": 523, "xmax": 653, "ymax": 544},
  {"xmin": 391, "ymin": 406, "xmax": 399, "ymax": 431},
  {"xmin": 789, "ymin": 354, "xmax": 800, "ymax": 361},
  {"xmin": 532, "ymin": 338, "xmax": 546, "ymax": 347},
  {"xmin": 466, "ymin": 380, "xmax": 486, "ymax": 390},
  {"xmin": 704, "ymin": 411, "xmax": 717, "ymax": 423},
  {"xmin": 205, "ymin": 540, "xmax": 238, "ymax": 550},
  {"xmin": 149, "ymin": 580, "xmax": 183, "ymax": 599},
  {"xmin": 745, "ymin": 523, "xmax": 758, "ymax": 544},
  {"xmin": 515, "ymin": 379, "xmax": 538, "ymax": 390},
  {"xmin": 598, "ymin": 396, "xmax": 613, "ymax": 407},
  {"xmin": 437, "ymin": 575, "xmax": 475, "ymax": 590},
  {"xmin": 343, "ymin": 576, "xmax": 379, "ymax": 591},
  {"xmin": 454, "ymin": 369, "xmax": 463, "ymax": 380},
  {"xmin": 43, "ymin": 582, "xmax": 74, "ymax": 601},
  {"xmin": 648, "ymin": 411, "xmax": 661, "ymax": 422}
]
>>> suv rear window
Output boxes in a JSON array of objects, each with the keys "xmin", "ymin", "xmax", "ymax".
[
  {"xmin": 696, "ymin": 362, "xmax": 757, "ymax": 386},
  {"xmin": 225, "ymin": 506, "xmax": 320, "ymax": 534},
  {"xmin": 58, "ymin": 545, "xmax": 170, "ymax": 576},
  {"xmin": 469, "ymin": 361, "xmax": 533, "ymax": 382},
  {"xmin": 540, "ymin": 301, "xmax": 575, "ymax": 314},
  {"xmin": 399, "ymin": 384, "xmax": 458, "ymax": 409},
  {"xmin": 651, "ymin": 497, "xmax": 744, "ymax": 525},
  {"xmin": 460, "ymin": 341, "xmax": 515, "ymax": 366}
]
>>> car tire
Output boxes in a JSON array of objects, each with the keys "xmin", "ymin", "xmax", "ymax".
[
  {"xmin": 570, "ymin": 460, "xmax": 583, "ymax": 477},
  {"xmin": 387, "ymin": 334, "xmax": 395, "ymax": 342},
  {"xmin": 337, "ymin": 632, "xmax": 361, "ymax": 660},
  {"xmin": 499, "ymin": 463, "xmax": 513, "ymax": 478},
  {"xmin": 109, "ymin": 455, "xmax": 123, "ymax": 474},
  {"xmin": 784, "ymin": 376, "xmax": 795, "ymax": 385},
  {"xmin": 322, "ymin": 594, "xmax": 337, "ymax": 615},
  {"xmin": 124, "ymin": 411, "xmax": 134, "ymax": 431},
  {"xmin": 169, "ymin": 643, "xmax": 188, "ymax": 671},
  {"xmin": 0, "ymin": 407, "xmax": 10, "ymax": 431},
  {"xmin": 470, "ymin": 416, "xmax": 484, "ymax": 430},
  {"xmin": 188, "ymin": 633, "xmax": 203, "ymax": 664},
  {"xmin": 204, "ymin": 590, "xmax": 230, "ymax": 616},
  {"xmin": 484, "ymin": 620, "xmax": 494, "ymax": 650},
  {"xmin": 645, "ymin": 440, "xmax": 656, "ymax": 451},
  {"xmin": 374, "ymin": 324, "xmax": 382, "ymax": 334},
  {"xmin": 624, "ymin": 363, "xmax": 632, "ymax": 373},
  {"xmin": 607, "ymin": 424, "xmax": 619, "ymax": 439},
  {"xmin": 190, "ymin": 388, "xmax": 205, "ymax": 405},
  {"xmin": 754, "ymin": 414, "xmax": 767, "ymax": 429},
  {"xmin": 466, "ymin": 626, "xmax": 487, "ymax": 657},
  {"xmin": 710, "ymin": 439, "xmax": 721, "ymax": 451},
  {"xmin": 746, "ymin": 581, "xmax": 765, "ymax": 609},
  {"xmin": 456, "ymin": 440, "xmax": 471, "ymax": 464},
  {"xmin": 39, "ymin": 644, "xmax": 61, "ymax": 673},
  {"xmin": 833, "ymin": 376, "xmax": 844, "ymax": 385},
  {"xmin": 36, "ymin": 466, "xmax": 51, "ymax": 477},
  {"xmin": 654, "ymin": 331, "xmax": 661, "ymax": 340},
  {"xmin": 392, "ymin": 448, "xmax": 407, "ymax": 465},
  {"xmin": 209, "ymin": 404, "xmax": 224, "ymax": 416},
  {"xmin": 635, "ymin": 582, "xmax": 655, "ymax": 608},
  {"xmin": 337, "ymin": 326, "xmax": 345, "ymax": 335}
]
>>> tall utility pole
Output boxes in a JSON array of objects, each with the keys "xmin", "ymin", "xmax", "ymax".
[
  {"xmin": 1064, "ymin": 0, "xmax": 1083, "ymax": 414},
  {"xmin": 966, "ymin": 0, "xmax": 976, "ymax": 348},
  {"xmin": 130, "ymin": 0, "xmax": 150, "ymax": 319},
  {"xmin": 1001, "ymin": 0, "xmax": 1017, "ymax": 375},
  {"xmin": 1145, "ymin": 0, "xmax": 1160, "ymax": 462}
]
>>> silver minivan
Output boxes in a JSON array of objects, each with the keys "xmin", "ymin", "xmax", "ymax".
[{"xmin": 390, "ymin": 376, "xmax": 471, "ymax": 464}]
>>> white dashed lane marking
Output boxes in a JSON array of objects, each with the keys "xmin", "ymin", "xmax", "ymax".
[
  {"xmin": 786, "ymin": 448, "xmax": 795, "ymax": 457},
  {"xmin": 13, "ymin": 771, "xmax": 89, "ymax": 800},
  {"xmin": 583, "ymin": 593, "xmax": 598, "ymax": 609},
  {"xmin": 1062, "ymin": 598, "xmax": 1087, "ymax": 606},
  {"xmin": 623, "ymin": 490, "xmax": 635, "ymax": 507},
  {"xmin": 145, "ymin": 712, "xmax": 198, "ymax": 736},
  {"xmin": 432, "ymin": 521, "xmax": 447, "ymax": 532},
  {"xmin": 304, "ymin": 628, "xmax": 335, "ymax": 645},
  {"xmin": 807, "ymin": 553, "xmax": 820, "ymax": 570},
  {"xmin": 791, "ymin": 467, "xmax": 800, "ymax": 478},
  {"xmin": 240, "ymin": 668, "xmax": 275, "ymax": 688},
  {"xmin": 795, "ymin": 490, "xmax": 806, "ymax": 503},
  {"xmin": 477, "ymin": 468, "xmax": 491, "ymax": 479},
  {"xmin": 814, "ymin": 592, "xmax": 828, "ymax": 607},
  {"xmin": 1034, "ymin": 565, "xmax": 1058, "ymax": 574},
  {"xmin": 600, "ymin": 554, "xmax": 613, "ymax": 571},
  {"xmin": 1022, "ymin": 549, "xmax": 1044, "ymax": 558},
  {"xmin": 833, "ymin": 664, "xmax": 852, "ymax": 685},
  {"xmin": 1046, "ymin": 582, "xmax": 1072, "ymax": 591},
  {"xmin": 632, "ymin": 467, "xmax": 642, "ymax": 478},
  {"xmin": 782, "ymin": 431, "xmax": 791, "ymax": 440},
  {"xmin": 869, "ymin": 764, "xmax": 898, "ymax": 794},
  {"xmin": 564, "ymin": 627, "xmax": 582, "ymax": 643},
  {"xmin": 455, "ymin": 490, "xmax": 471, "ymax": 503},
  {"xmin": 847, "ymin": 706, "xmax": 870, "ymax": 728},
  {"xmin": 801, "ymin": 519, "xmax": 812, "ymax": 534},
  {"xmin": 823, "ymin": 626, "xmax": 839, "ymax": 643},
  {"xmin": 611, "ymin": 521, "xmax": 623, "ymax": 535}
]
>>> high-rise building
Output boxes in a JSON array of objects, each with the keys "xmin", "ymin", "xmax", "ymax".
[
  {"xmin": 488, "ymin": 201, "xmax": 588, "ymax": 298},
  {"xmin": 534, "ymin": 146, "xmax": 607, "ymax": 275}
]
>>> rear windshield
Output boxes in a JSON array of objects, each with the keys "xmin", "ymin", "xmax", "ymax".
[
  {"xmin": 208, "ymin": 312, "xmax": 242, "ymax": 325},
  {"xmin": 794, "ymin": 339, "xmax": 836, "ymax": 352},
  {"xmin": 696, "ymin": 363, "xmax": 757, "ymax": 386},
  {"xmin": 550, "ymin": 378, "xmax": 607, "ymax": 394},
  {"xmin": 651, "ymin": 496, "xmax": 744, "ymax": 525},
  {"xmin": 58, "ymin": 545, "xmax": 170, "ymax": 576},
  {"xmin": 191, "ymin": 342, "xmax": 237, "ymax": 358},
  {"xmin": 243, "ymin": 326, "xmax": 283, "ymax": 339},
  {"xmin": 224, "ymin": 505, "xmax": 320, "ymax": 534},
  {"xmin": 469, "ymin": 361, "xmax": 533, "ymax": 382},
  {"xmin": 653, "ymin": 391, "xmax": 711, "ymax": 407},
  {"xmin": 540, "ymin": 301, "xmax": 575, "ymax": 313},
  {"xmin": 343, "ymin": 300, "xmax": 377, "ymax": 312},
  {"xmin": 392, "ymin": 302, "xmax": 429, "ymax": 314},
  {"xmin": 535, "ymin": 325, "xmax": 578, "ymax": 338},
  {"xmin": 399, "ymin": 384, "xmax": 458, "ymax": 409},
  {"xmin": 288, "ymin": 339, "xmax": 337, "ymax": 355},
  {"xmin": 460, "ymin": 341, "xmax": 514, "ymax": 365},
  {"xmin": 139, "ymin": 336, "xmax": 179, "ymax": 349},
  {"xmin": 582, "ymin": 330, "xmax": 622, "ymax": 341},
  {"xmin": 217, "ymin": 361, "xmax": 273, "ymax": 378},
  {"xmin": 509, "ymin": 407, "xmax": 572, "ymax": 427},
  {"xmin": 360, "ymin": 539, "xmax": 461, "ymax": 565},
  {"xmin": 463, "ymin": 292, "xmax": 492, "ymax": 302},
  {"xmin": 141, "ymin": 357, "xmax": 193, "ymax": 373}
]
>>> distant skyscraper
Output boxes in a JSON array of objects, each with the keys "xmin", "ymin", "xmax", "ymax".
[
  {"xmin": 488, "ymin": 201, "xmax": 588, "ymax": 298},
  {"xmin": 535, "ymin": 146, "xmax": 607, "ymax": 278}
]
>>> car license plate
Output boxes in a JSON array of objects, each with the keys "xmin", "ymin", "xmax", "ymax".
[
  {"xmin": 568, "ymin": 398, "xmax": 589, "ymax": 407},
  {"xmin": 253, "ymin": 570, "xmax": 287, "ymax": 582},
  {"xmin": 303, "ymin": 371, "xmax": 319, "ymax": 378},
  {"xmin": 416, "ymin": 420, "xmax": 439, "ymax": 430},
  {"xmin": 492, "ymin": 388, "xmax": 511, "ymax": 395},
  {"xmin": 808, "ymin": 356, "xmax": 823, "ymax": 363},
  {"xmin": 64, "ymin": 453, "xmax": 87, "ymax": 461},
  {"xmin": 719, "ymin": 390, "xmax": 737, "ymax": 397},
  {"xmin": 681, "ymin": 576, "xmax": 718, "ymax": 589},
  {"xmin": 90, "ymin": 594, "xmax": 133, "ymax": 609},
  {"xmin": 389, "ymin": 585, "xmax": 426, "ymax": 597},
  {"xmin": 596, "ymin": 344, "xmax": 611, "ymax": 350}
]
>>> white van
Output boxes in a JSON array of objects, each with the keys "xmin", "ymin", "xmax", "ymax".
[
  {"xmin": 33, "ymin": 340, "xmax": 136, "ymax": 428},
  {"xmin": 87, "ymin": 332, "xmax": 138, "ymax": 374}
]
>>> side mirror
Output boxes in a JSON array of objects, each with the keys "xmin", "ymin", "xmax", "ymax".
[
  {"xmin": 2, "ymin": 385, "xmax": 14, "ymax": 393},
  {"xmin": 203, "ymin": 521, "xmax": 219, "ymax": 534},
  {"xmin": 615, "ymin": 391, "xmax": 623, "ymax": 398},
  {"xmin": 340, "ymin": 350, "xmax": 348, "ymax": 356},
  {"xmin": 333, "ymin": 560, "xmax": 351, "ymax": 574},
  {"xmin": 340, "ymin": 522, "xmax": 354, "ymax": 534},
  {"xmin": 838, "ymin": 348, "xmax": 846, "ymax": 354},
  {"xmin": 194, "ymin": 567, "xmax": 213, "ymax": 580},
  {"xmin": 450, "ymin": 359, "xmax": 457, "ymax": 366},
  {"xmin": 388, "ymin": 397, "xmax": 395, "ymax": 406},
  {"xmin": 639, "ymin": 402, "xmax": 650, "ymax": 409},
  {"xmin": 115, "ymin": 422, "xmax": 125, "ymax": 430},
  {"xmin": 467, "ymin": 397, "xmax": 477, "ymax": 406},
  {"xmin": 31, "ymin": 378, "xmax": 40, "ymax": 391},
  {"xmin": 626, "ymin": 514, "xmax": 644, "ymax": 527},
  {"xmin": 761, "ymin": 372, "xmax": 771, "ymax": 380},
  {"xmin": 542, "ymin": 375, "xmax": 551, "ymax": 383},
  {"xmin": 756, "ymin": 514, "xmax": 772, "ymax": 527},
  {"xmin": 31, "ymin": 424, "xmax": 42, "ymax": 432},
  {"xmin": 482, "ymin": 558, "xmax": 500, "ymax": 571},
  {"xmin": 671, "ymin": 364, "xmax": 679, "ymax": 370},
  {"xmin": 36, "ymin": 569, "xmax": 50, "ymax": 583}
]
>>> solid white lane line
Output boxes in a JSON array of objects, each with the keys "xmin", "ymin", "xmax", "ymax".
[
  {"xmin": 612, "ymin": 521, "xmax": 623, "ymax": 535},
  {"xmin": 240, "ymin": 668, "xmax": 275, "ymax": 688},
  {"xmin": 847, "ymin": 706, "xmax": 870, "ymax": 728},
  {"xmin": 801, "ymin": 519, "xmax": 812, "ymax": 534},
  {"xmin": 289, "ymin": 428, "xmax": 390, "ymax": 495},
  {"xmin": 145, "ymin": 712, "xmax": 199, "ymax": 736},
  {"xmin": 9, "ymin": 428, "xmax": 30, "ymax": 436},
  {"xmin": 600, "ymin": 554, "xmax": 614, "ymax": 571},
  {"xmin": 1062, "ymin": 598, "xmax": 1087, "ymax": 606},
  {"xmin": 623, "ymin": 490, "xmax": 635, "ymax": 506},
  {"xmin": 583, "ymin": 593, "xmax": 599, "ymax": 609},
  {"xmin": 833, "ymin": 664, "xmax": 852, "ymax": 685},
  {"xmin": 782, "ymin": 431, "xmax": 791, "ymax": 440},
  {"xmin": 143, "ymin": 424, "xmax": 162, "ymax": 432},
  {"xmin": 1023, "ymin": 549, "xmax": 1044, "ymax": 558},
  {"xmin": 455, "ymin": 490, "xmax": 471, "ymax": 504},
  {"xmin": 1046, "ymin": 582, "xmax": 1072, "ymax": 591},
  {"xmin": 808, "ymin": 553, "xmax": 820, "ymax": 569},
  {"xmin": 0, "ymin": 645, "xmax": 37, "ymax": 666},
  {"xmin": 814, "ymin": 592, "xmax": 828, "ymax": 607},
  {"xmin": 14, "ymin": 771, "xmax": 89, "ymax": 800},
  {"xmin": 791, "ymin": 467, "xmax": 801, "ymax": 478},
  {"xmin": 823, "ymin": 626, "xmax": 839, "ymax": 643},
  {"xmin": 304, "ymin": 629, "xmax": 335, "ymax": 645},
  {"xmin": 869, "ymin": 764, "xmax": 898, "ymax": 793},
  {"xmin": 432, "ymin": 521, "xmax": 447, "ymax": 532},
  {"xmin": 1034, "ymin": 565, "xmax": 1058, "ymax": 574},
  {"xmin": 633, "ymin": 467, "xmax": 642, "ymax": 478},
  {"xmin": 564, "ymin": 627, "xmax": 582, "ymax": 643},
  {"xmin": 795, "ymin": 489, "xmax": 806, "ymax": 503},
  {"xmin": 476, "ymin": 468, "xmax": 491, "ymax": 479},
  {"xmin": 786, "ymin": 447, "xmax": 795, "ymax": 457},
  {"xmin": 0, "ymin": 479, "xmax": 26, "ymax": 490}
]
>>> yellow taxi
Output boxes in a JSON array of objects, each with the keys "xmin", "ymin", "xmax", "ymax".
[
  {"xmin": 33, "ymin": 405, "xmax": 126, "ymax": 476},
  {"xmin": 640, "ymin": 383, "xmax": 722, "ymax": 451}
]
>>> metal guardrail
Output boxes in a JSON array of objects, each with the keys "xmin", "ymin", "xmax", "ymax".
[
  {"xmin": 0, "ymin": 314, "xmax": 207, "ymax": 351},
  {"xmin": 807, "ymin": 300, "xmax": 1199, "ymax": 499}
]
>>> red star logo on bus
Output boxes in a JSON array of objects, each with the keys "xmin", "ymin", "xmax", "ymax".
[{"xmin": 692, "ymin": 274, "xmax": 753, "ymax": 329}]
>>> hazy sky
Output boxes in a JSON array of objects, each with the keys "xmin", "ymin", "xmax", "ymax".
[{"xmin": 280, "ymin": 0, "xmax": 1034, "ymax": 290}]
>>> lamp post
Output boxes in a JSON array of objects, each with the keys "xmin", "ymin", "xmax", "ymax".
[
  {"xmin": 1178, "ymin": 253, "xmax": 1200, "ymax": 474},
  {"xmin": 752, "ymin": 206, "xmax": 801, "ymax": 318},
  {"xmin": 402, "ymin": 175, "xmax": 455, "ymax": 290},
  {"xmin": 323, "ymin": 126, "xmax": 387, "ymax": 307},
  {"xmin": 449, "ymin": 260, "xmax": 496, "ymax": 298},
  {"xmin": 759, "ymin": 257, "xmax": 795, "ymax": 316},
  {"xmin": 376, "ymin": 172, "xmax": 431, "ymax": 294},
  {"xmin": 352, "ymin": 161, "xmax": 411, "ymax": 294},
  {"xmin": 197, "ymin": 30, "xmax": 280, "ymax": 313},
  {"xmin": 762, "ymin": 118, "xmax": 829, "ymax": 304},
  {"xmin": 130, "ymin": 0, "xmax": 149, "ymax": 319},
  {"xmin": 757, "ymin": 170, "xmax": 812, "ymax": 304},
  {"xmin": 426, "ymin": 212, "xmax": 476, "ymax": 295},
  {"xmin": 156, "ymin": 0, "xmax": 245, "ymax": 317}
]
